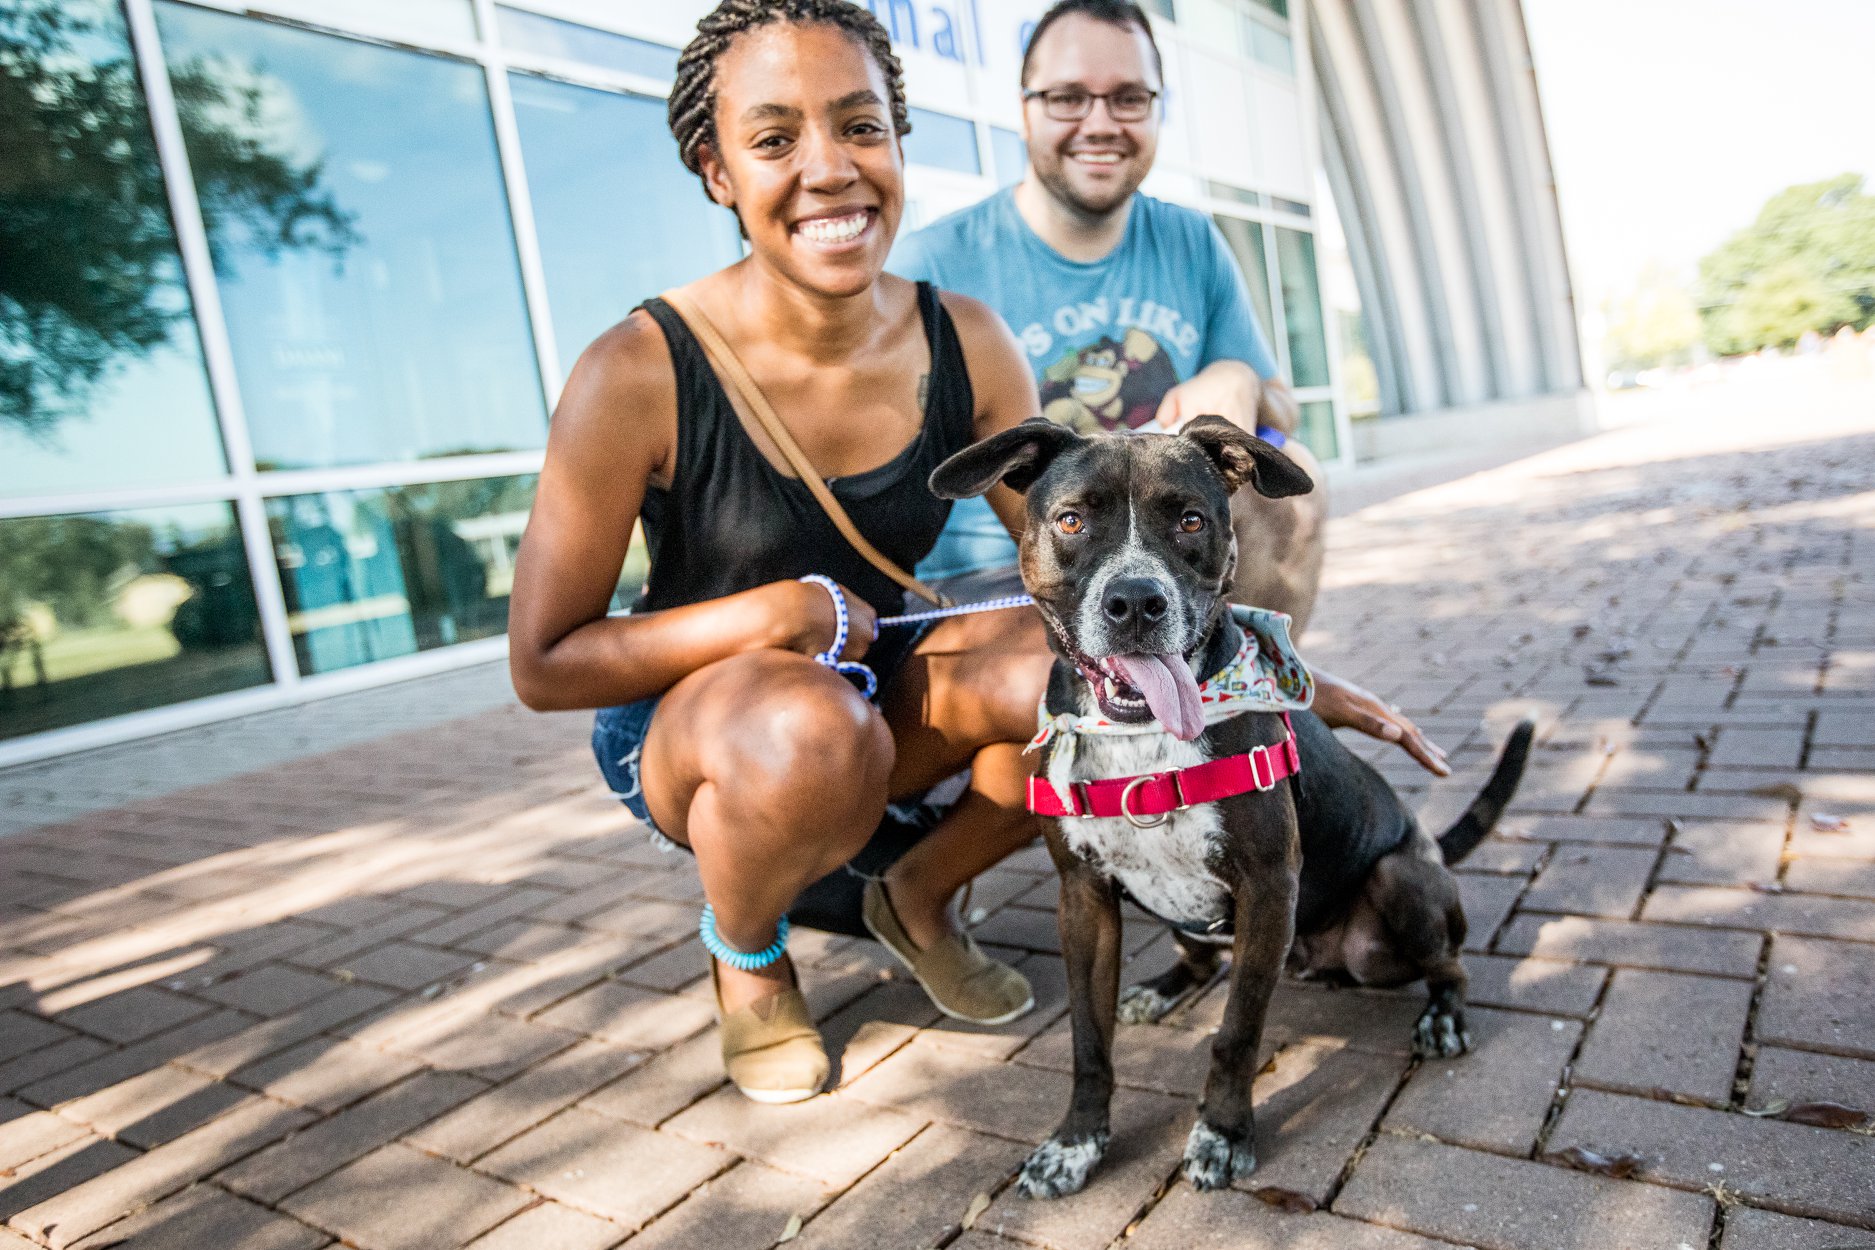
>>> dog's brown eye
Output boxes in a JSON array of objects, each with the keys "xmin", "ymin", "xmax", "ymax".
[
  {"xmin": 1179, "ymin": 512, "xmax": 1205, "ymax": 533},
  {"xmin": 1057, "ymin": 511, "xmax": 1085, "ymax": 535}
]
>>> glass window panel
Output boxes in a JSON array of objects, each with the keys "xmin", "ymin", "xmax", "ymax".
[
  {"xmin": 155, "ymin": 4, "xmax": 546, "ymax": 471},
  {"xmin": 1249, "ymin": 0, "xmax": 1289, "ymax": 18},
  {"xmin": 989, "ymin": 126, "xmax": 1026, "ymax": 186},
  {"xmin": 266, "ymin": 0, "xmax": 475, "ymax": 44},
  {"xmin": 0, "ymin": 0, "xmax": 227, "ymax": 498},
  {"xmin": 1298, "ymin": 399, "xmax": 1338, "ymax": 462},
  {"xmin": 904, "ymin": 108, "xmax": 980, "ymax": 176},
  {"xmin": 1212, "ymin": 216, "xmax": 1277, "ymax": 364},
  {"xmin": 1246, "ymin": 20, "xmax": 1294, "ymax": 73},
  {"xmin": 509, "ymin": 74, "xmax": 741, "ymax": 360},
  {"xmin": 1338, "ymin": 307, "xmax": 1381, "ymax": 417},
  {"xmin": 1139, "ymin": 0, "xmax": 1177, "ymax": 19},
  {"xmin": 0, "ymin": 503, "xmax": 268, "ymax": 741},
  {"xmin": 495, "ymin": 7, "xmax": 678, "ymax": 80},
  {"xmin": 1206, "ymin": 181, "xmax": 1264, "ymax": 209},
  {"xmin": 1275, "ymin": 226, "xmax": 1330, "ymax": 387},
  {"xmin": 266, "ymin": 475, "xmax": 538, "ymax": 676},
  {"xmin": 1271, "ymin": 196, "xmax": 1311, "ymax": 218}
]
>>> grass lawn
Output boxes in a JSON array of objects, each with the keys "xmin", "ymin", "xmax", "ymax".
[{"xmin": 9, "ymin": 624, "xmax": 181, "ymax": 686}]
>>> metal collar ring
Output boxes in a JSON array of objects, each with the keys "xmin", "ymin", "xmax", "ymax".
[{"xmin": 1120, "ymin": 774, "xmax": 1169, "ymax": 829}]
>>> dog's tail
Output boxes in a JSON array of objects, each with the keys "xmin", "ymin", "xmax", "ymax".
[{"xmin": 1437, "ymin": 719, "xmax": 1537, "ymax": 865}]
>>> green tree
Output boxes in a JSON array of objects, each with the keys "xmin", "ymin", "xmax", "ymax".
[
  {"xmin": 1603, "ymin": 264, "xmax": 1702, "ymax": 370},
  {"xmin": 1698, "ymin": 174, "xmax": 1875, "ymax": 355},
  {"xmin": 0, "ymin": 0, "xmax": 355, "ymax": 442},
  {"xmin": 0, "ymin": 515, "xmax": 155, "ymax": 627}
]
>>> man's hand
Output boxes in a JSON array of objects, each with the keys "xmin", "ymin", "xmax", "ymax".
[
  {"xmin": 1153, "ymin": 359, "xmax": 1261, "ymax": 434},
  {"xmin": 1255, "ymin": 373, "xmax": 1300, "ymax": 437},
  {"xmin": 1310, "ymin": 667, "xmax": 1451, "ymax": 777}
]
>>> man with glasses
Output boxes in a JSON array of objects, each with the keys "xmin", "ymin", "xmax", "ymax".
[
  {"xmin": 895, "ymin": 0, "xmax": 1451, "ymax": 772},
  {"xmin": 894, "ymin": 0, "xmax": 1320, "ymax": 621}
]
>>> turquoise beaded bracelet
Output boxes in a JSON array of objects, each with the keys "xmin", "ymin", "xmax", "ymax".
[{"xmin": 699, "ymin": 904, "xmax": 789, "ymax": 971}]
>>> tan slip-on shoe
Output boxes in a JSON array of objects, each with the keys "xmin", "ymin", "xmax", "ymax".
[
  {"xmin": 712, "ymin": 960, "xmax": 828, "ymax": 1104},
  {"xmin": 863, "ymin": 878, "xmax": 1035, "ymax": 1025}
]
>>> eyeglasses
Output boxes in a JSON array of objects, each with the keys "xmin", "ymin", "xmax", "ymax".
[{"xmin": 1022, "ymin": 86, "xmax": 1159, "ymax": 123}]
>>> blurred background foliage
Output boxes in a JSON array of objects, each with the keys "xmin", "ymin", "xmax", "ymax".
[
  {"xmin": 1699, "ymin": 174, "xmax": 1875, "ymax": 355},
  {"xmin": 1604, "ymin": 174, "xmax": 1875, "ymax": 369},
  {"xmin": 0, "ymin": 515, "xmax": 156, "ymax": 629}
]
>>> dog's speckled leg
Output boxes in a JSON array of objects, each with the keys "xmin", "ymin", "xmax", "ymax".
[
  {"xmin": 1182, "ymin": 1120, "xmax": 1257, "ymax": 1189},
  {"xmin": 1413, "ymin": 979, "xmax": 1472, "ymax": 1057},
  {"xmin": 1115, "ymin": 982, "xmax": 1179, "ymax": 1024},
  {"xmin": 1191, "ymin": 837, "xmax": 1298, "ymax": 1193},
  {"xmin": 1029, "ymin": 853, "xmax": 1123, "ymax": 1199},
  {"xmin": 1117, "ymin": 930, "xmax": 1224, "ymax": 1024},
  {"xmin": 1018, "ymin": 1131, "xmax": 1111, "ymax": 1199}
]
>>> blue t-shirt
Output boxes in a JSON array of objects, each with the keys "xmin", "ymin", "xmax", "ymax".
[{"xmin": 891, "ymin": 187, "xmax": 1279, "ymax": 579}]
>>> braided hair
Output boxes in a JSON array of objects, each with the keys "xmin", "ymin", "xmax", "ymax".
[{"xmin": 668, "ymin": 0, "xmax": 911, "ymax": 204}]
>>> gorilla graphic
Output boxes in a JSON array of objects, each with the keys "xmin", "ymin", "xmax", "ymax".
[{"xmin": 1039, "ymin": 327, "xmax": 1181, "ymax": 433}]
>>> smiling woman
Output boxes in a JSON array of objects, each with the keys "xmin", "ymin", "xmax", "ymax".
[{"xmin": 504, "ymin": 0, "xmax": 1057, "ymax": 1105}]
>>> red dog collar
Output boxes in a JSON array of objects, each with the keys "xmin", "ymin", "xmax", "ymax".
[{"xmin": 1028, "ymin": 712, "xmax": 1300, "ymax": 825}]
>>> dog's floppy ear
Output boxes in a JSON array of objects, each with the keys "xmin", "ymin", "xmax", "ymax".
[
  {"xmin": 1181, "ymin": 414, "xmax": 1313, "ymax": 499},
  {"xmin": 929, "ymin": 418, "xmax": 1081, "ymax": 499}
]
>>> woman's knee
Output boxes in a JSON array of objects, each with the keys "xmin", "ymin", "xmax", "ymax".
[
  {"xmin": 753, "ymin": 696, "xmax": 890, "ymax": 795},
  {"xmin": 707, "ymin": 674, "xmax": 891, "ymax": 868},
  {"xmin": 681, "ymin": 654, "xmax": 892, "ymax": 804}
]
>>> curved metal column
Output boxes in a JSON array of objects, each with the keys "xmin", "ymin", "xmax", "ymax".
[{"xmin": 1305, "ymin": 0, "xmax": 1581, "ymax": 415}]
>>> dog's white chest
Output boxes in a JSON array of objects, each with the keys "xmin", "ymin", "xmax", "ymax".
[{"xmin": 1054, "ymin": 732, "xmax": 1232, "ymax": 929}]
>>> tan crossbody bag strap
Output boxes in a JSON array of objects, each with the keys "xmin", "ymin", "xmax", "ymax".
[{"xmin": 660, "ymin": 288, "xmax": 950, "ymax": 608}]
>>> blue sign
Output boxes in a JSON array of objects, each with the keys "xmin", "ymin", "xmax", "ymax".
[{"xmin": 854, "ymin": 0, "xmax": 1002, "ymax": 67}]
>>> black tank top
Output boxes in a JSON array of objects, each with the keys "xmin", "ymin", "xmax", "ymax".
[{"xmin": 634, "ymin": 282, "xmax": 976, "ymax": 619}]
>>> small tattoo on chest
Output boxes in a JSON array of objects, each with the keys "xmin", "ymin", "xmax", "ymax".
[{"xmin": 918, "ymin": 373, "xmax": 930, "ymax": 411}]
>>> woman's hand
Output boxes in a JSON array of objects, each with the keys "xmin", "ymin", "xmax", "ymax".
[
  {"xmin": 1310, "ymin": 667, "xmax": 1451, "ymax": 777},
  {"xmin": 764, "ymin": 579, "xmax": 878, "ymax": 662}
]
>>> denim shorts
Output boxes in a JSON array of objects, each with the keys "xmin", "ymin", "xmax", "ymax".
[
  {"xmin": 592, "ymin": 619, "xmax": 935, "ymax": 841},
  {"xmin": 593, "ymin": 695, "xmax": 666, "ymax": 833}
]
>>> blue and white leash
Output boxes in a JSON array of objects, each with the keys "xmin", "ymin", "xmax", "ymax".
[
  {"xmin": 797, "ymin": 575, "xmax": 1035, "ymax": 698},
  {"xmin": 878, "ymin": 593, "xmax": 1035, "ymax": 626}
]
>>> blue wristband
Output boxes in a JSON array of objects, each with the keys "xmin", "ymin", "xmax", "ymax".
[{"xmin": 797, "ymin": 574, "xmax": 878, "ymax": 698}]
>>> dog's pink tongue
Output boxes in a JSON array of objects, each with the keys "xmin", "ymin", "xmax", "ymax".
[{"xmin": 1110, "ymin": 652, "xmax": 1206, "ymax": 740}]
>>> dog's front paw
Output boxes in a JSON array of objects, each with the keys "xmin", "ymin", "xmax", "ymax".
[
  {"xmin": 1413, "ymin": 1001, "xmax": 1471, "ymax": 1058},
  {"xmin": 1017, "ymin": 1131, "xmax": 1110, "ymax": 1199},
  {"xmin": 1182, "ymin": 1120, "xmax": 1256, "ymax": 1190},
  {"xmin": 1116, "ymin": 981, "xmax": 1178, "ymax": 1025}
]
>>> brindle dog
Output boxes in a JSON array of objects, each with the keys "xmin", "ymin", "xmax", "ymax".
[{"xmin": 930, "ymin": 416, "xmax": 1533, "ymax": 1198}]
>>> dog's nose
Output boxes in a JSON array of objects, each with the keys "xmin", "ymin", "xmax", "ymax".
[{"xmin": 1102, "ymin": 577, "xmax": 1170, "ymax": 627}]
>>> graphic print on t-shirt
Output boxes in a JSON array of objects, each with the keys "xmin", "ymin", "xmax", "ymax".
[{"xmin": 1037, "ymin": 326, "xmax": 1181, "ymax": 432}]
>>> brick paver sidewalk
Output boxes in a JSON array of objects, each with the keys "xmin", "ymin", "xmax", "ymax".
[{"xmin": 3, "ymin": 398, "xmax": 1873, "ymax": 1249}]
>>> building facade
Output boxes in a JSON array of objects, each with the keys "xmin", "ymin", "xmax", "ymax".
[
  {"xmin": 0, "ymin": 0, "xmax": 1579, "ymax": 764},
  {"xmin": 1309, "ymin": 0, "xmax": 1585, "ymax": 459}
]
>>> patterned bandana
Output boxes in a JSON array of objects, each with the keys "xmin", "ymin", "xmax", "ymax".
[{"xmin": 1027, "ymin": 608, "xmax": 1315, "ymax": 811}]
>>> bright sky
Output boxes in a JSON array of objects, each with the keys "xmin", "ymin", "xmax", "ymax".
[{"xmin": 1522, "ymin": 0, "xmax": 1875, "ymax": 305}]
